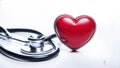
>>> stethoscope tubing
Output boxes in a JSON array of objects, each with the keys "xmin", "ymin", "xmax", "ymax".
[{"xmin": 0, "ymin": 27, "xmax": 59, "ymax": 62}]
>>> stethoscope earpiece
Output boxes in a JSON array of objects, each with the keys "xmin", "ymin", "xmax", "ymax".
[{"xmin": 0, "ymin": 26, "xmax": 59, "ymax": 62}]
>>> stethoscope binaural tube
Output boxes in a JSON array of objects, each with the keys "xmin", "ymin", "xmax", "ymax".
[{"xmin": 0, "ymin": 26, "xmax": 60, "ymax": 62}]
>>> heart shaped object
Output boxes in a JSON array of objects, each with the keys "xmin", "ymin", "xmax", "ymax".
[{"xmin": 54, "ymin": 14, "xmax": 96, "ymax": 52}]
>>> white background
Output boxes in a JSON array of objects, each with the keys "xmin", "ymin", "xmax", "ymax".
[{"xmin": 0, "ymin": 0, "xmax": 120, "ymax": 68}]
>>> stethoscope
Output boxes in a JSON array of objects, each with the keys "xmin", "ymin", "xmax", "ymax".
[{"xmin": 0, "ymin": 26, "xmax": 59, "ymax": 62}]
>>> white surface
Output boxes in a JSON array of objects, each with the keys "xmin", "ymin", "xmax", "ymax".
[{"xmin": 0, "ymin": 0, "xmax": 120, "ymax": 68}]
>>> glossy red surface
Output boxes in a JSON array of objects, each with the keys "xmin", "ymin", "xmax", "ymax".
[{"xmin": 54, "ymin": 14, "xmax": 96, "ymax": 51}]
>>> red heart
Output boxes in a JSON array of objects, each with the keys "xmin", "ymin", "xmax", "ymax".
[{"xmin": 54, "ymin": 14, "xmax": 96, "ymax": 52}]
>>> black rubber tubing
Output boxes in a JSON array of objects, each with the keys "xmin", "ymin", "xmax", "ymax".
[{"xmin": 0, "ymin": 28, "xmax": 59, "ymax": 62}]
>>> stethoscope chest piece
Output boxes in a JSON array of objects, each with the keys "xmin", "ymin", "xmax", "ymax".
[{"xmin": 0, "ymin": 26, "xmax": 59, "ymax": 62}]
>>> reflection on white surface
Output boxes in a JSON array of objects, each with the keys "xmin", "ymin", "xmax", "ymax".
[{"xmin": 0, "ymin": 0, "xmax": 120, "ymax": 68}]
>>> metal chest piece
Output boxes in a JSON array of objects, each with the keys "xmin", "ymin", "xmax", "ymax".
[{"xmin": 0, "ymin": 26, "xmax": 59, "ymax": 62}]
